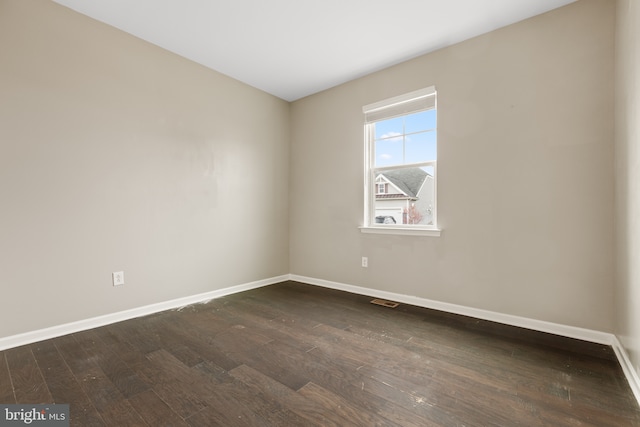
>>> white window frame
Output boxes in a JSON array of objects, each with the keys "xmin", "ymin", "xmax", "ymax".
[{"xmin": 360, "ymin": 87, "xmax": 441, "ymax": 237}]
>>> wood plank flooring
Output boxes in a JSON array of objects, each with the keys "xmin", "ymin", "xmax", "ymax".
[{"xmin": 1, "ymin": 281, "xmax": 639, "ymax": 426}]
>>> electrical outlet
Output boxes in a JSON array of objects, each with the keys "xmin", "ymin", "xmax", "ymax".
[
  {"xmin": 362, "ymin": 257, "xmax": 368, "ymax": 268},
  {"xmin": 112, "ymin": 271, "xmax": 125, "ymax": 286}
]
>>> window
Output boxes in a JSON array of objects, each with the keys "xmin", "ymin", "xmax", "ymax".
[
  {"xmin": 376, "ymin": 178, "xmax": 388, "ymax": 195},
  {"xmin": 361, "ymin": 87, "xmax": 439, "ymax": 236}
]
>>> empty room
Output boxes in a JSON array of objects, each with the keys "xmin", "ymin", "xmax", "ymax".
[{"xmin": 1, "ymin": 0, "xmax": 640, "ymax": 425}]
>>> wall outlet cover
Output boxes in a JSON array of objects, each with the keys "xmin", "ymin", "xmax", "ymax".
[{"xmin": 112, "ymin": 271, "xmax": 125, "ymax": 286}]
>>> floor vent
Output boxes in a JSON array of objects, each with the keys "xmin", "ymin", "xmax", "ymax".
[{"xmin": 370, "ymin": 299, "xmax": 399, "ymax": 308}]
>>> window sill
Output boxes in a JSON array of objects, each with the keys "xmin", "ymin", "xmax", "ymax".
[{"xmin": 359, "ymin": 226, "xmax": 441, "ymax": 237}]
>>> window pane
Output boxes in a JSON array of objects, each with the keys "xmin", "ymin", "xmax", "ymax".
[
  {"xmin": 374, "ymin": 116, "xmax": 403, "ymax": 140},
  {"xmin": 373, "ymin": 166, "xmax": 435, "ymax": 226},
  {"xmin": 375, "ymin": 138, "xmax": 403, "ymax": 167},
  {"xmin": 405, "ymin": 130, "xmax": 436, "ymax": 163},
  {"xmin": 404, "ymin": 109, "xmax": 436, "ymax": 133}
]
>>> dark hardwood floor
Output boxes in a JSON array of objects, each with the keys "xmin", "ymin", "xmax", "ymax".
[{"xmin": 1, "ymin": 281, "xmax": 639, "ymax": 426}]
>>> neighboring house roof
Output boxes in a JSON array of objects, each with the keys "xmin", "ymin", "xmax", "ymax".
[
  {"xmin": 375, "ymin": 194, "xmax": 416, "ymax": 200},
  {"xmin": 377, "ymin": 168, "xmax": 429, "ymax": 198}
]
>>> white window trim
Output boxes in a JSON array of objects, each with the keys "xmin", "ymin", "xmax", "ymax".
[
  {"xmin": 359, "ymin": 225, "xmax": 441, "ymax": 237},
  {"xmin": 361, "ymin": 87, "xmax": 441, "ymax": 236}
]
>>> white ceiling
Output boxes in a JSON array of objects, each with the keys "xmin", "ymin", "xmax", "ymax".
[{"xmin": 52, "ymin": 0, "xmax": 576, "ymax": 101}]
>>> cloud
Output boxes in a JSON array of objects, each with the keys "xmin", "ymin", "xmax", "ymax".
[
  {"xmin": 379, "ymin": 153, "xmax": 392, "ymax": 160},
  {"xmin": 381, "ymin": 132, "xmax": 403, "ymax": 142}
]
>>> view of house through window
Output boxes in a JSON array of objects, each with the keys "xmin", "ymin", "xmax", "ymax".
[{"xmin": 363, "ymin": 87, "xmax": 437, "ymax": 230}]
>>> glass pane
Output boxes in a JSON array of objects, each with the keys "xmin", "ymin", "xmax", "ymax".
[
  {"xmin": 373, "ymin": 166, "xmax": 435, "ymax": 226},
  {"xmin": 374, "ymin": 116, "xmax": 404, "ymax": 140},
  {"xmin": 405, "ymin": 130, "xmax": 436, "ymax": 163},
  {"xmin": 375, "ymin": 138, "xmax": 404, "ymax": 167},
  {"xmin": 405, "ymin": 109, "xmax": 436, "ymax": 133}
]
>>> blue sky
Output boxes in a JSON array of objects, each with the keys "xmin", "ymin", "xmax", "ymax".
[{"xmin": 374, "ymin": 109, "xmax": 436, "ymax": 168}]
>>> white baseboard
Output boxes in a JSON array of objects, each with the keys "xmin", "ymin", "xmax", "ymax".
[
  {"xmin": 612, "ymin": 336, "xmax": 640, "ymax": 405},
  {"xmin": 289, "ymin": 274, "xmax": 613, "ymax": 344},
  {"xmin": 289, "ymin": 274, "xmax": 640, "ymax": 407},
  {"xmin": 0, "ymin": 275, "xmax": 288, "ymax": 351}
]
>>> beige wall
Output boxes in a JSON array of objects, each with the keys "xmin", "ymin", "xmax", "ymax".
[
  {"xmin": 615, "ymin": 0, "xmax": 640, "ymax": 380},
  {"xmin": 0, "ymin": 0, "xmax": 290, "ymax": 337},
  {"xmin": 0, "ymin": 0, "xmax": 622, "ymax": 342},
  {"xmin": 291, "ymin": 0, "xmax": 615, "ymax": 331}
]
